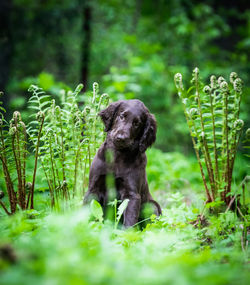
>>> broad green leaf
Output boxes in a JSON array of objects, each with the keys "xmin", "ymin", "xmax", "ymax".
[
  {"xmin": 90, "ymin": 199, "xmax": 103, "ymax": 223},
  {"xmin": 116, "ymin": 199, "xmax": 129, "ymax": 223}
]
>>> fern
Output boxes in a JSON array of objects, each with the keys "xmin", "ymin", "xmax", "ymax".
[
  {"xmin": 0, "ymin": 82, "xmax": 109, "ymax": 214},
  {"xmin": 174, "ymin": 69, "xmax": 244, "ymax": 207},
  {"xmin": 27, "ymin": 82, "xmax": 109, "ymax": 209},
  {"xmin": 0, "ymin": 93, "xmax": 43, "ymax": 214}
]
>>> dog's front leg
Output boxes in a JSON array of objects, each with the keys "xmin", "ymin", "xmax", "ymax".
[{"xmin": 122, "ymin": 192, "xmax": 141, "ymax": 227}]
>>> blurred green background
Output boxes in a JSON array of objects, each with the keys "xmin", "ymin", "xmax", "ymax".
[{"xmin": 0, "ymin": 0, "xmax": 249, "ymax": 153}]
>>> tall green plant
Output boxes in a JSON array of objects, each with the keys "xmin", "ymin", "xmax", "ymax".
[
  {"xmin": 0, "ymin": 93, "xmax": 43, "ymax": 214},
  {"xmin": 27, "ymin": 82, "xmax": 109, "ymax": 208},
  {"xmin": 0, "ymin": 82, "xmax": 109, "ymax": 214},
  {"xmin": 174, "ymin": 68, "xmax": 244, "ymax": 206}
]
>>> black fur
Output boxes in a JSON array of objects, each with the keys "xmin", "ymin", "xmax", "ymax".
[{"xmin": 84, "ymin": 99, "xmax": 161, "ymax": 227}]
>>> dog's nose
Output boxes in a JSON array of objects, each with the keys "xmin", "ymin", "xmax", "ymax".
[
  {"xmin": 116, "ymin": 134, "xmax": 126, "ymax": 142},
  {"xmin": 114, "ymin": 132, "xmax": 130, "ymax": 148}
]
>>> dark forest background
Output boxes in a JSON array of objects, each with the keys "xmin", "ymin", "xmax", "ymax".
[{"xmin": 0, "ymin": 0, "xmax": 249, "ymax": 153}]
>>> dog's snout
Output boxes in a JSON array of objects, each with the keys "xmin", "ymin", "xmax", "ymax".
[
  {"xmin": 114, "ymin": 131, "xmax": 130, "ymax": 148},
  {"xmin": 116, "ymin": 134, "xmax": 126, "ymax": 142}
]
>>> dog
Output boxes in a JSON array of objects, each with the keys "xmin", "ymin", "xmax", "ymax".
[{"xmin": 83, "ymin": 99, "xmax": 161, "ymax": 227}]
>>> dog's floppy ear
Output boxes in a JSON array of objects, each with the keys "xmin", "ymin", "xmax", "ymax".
[
  {"xmin": 139, "ymin": 112, "xmax": 157, "ymax": 153},
  {"xmin": 99, "ymin": 101, "xmax": 121, "ymax": 132}
]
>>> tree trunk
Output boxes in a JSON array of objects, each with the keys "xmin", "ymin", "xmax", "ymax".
[
  {"xmin": 0, "ymin": 0, "xmax": 12, "ymax": 113},
  {"xmin": 81, "ymin": 2, "xmax": 92, "ymax": 92},
  {"xmin": 132, "ymin": 0, "xmax": 142, "ymax": 33}
]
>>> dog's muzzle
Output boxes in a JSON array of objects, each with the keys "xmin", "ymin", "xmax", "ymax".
[{"xmin": 114, "ymin": 134, "xmax": 132, "ymax": 149}]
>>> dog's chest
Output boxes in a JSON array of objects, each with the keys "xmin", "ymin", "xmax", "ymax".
[{"xmin": 111, "ymin": 152, "xmax": 146, "ymax": 177}]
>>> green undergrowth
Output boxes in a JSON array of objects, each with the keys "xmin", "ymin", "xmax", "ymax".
[
  {"xmin": 1, "ymin": 147, "xmax": 248, "ymax": 215},
  {"xmin": 0, "ymin": 74, "xmax": 249, "ymax": 284},
  {"xmin": 0, "ymin": 197, "xmax": 249, "ymax": 285},
  {"xmin": 146, "ymin": 148, "xmax": 249, "ymax": 209}
]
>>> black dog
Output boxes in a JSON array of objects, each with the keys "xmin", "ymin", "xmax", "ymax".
[{"xmin": 83, "ymin": 99, "xmax": 161, "ymax": 227}]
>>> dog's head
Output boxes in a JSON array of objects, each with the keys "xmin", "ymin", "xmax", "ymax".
[{"xmin": 99, "ymin": 99, "xmax": 156, "ymax": 152}]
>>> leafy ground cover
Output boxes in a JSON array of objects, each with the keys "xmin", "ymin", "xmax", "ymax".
[
  {"xmin": 0, "ymin": 147, "xmax": 249, "ymax": 285},
  {"xmin": 1, "ymin": 195, "xmax": 249, "ymax": 285}
]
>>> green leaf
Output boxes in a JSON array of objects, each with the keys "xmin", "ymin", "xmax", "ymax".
[
  {"xmin": 0, "ymin": 106, "xmax": 6, "ymax": 112},
  {"xmin": 116, "ymin": 199, "xmax": 129, "ymax": 223},
  {"xmin": 202, "ymin": 113, "xmax": 212, "ymax": 118},
  {"xmin": 90, "ymin": 200, "xmax": 103, "ymax": 223},
  {"xmin": 215, "ymin": 112, "xmax": 225, "ymax": 118},
  {"xmin": 205, "ymin": 200, "xmax": 224, "ymax": 209},
  {"xmin": 40, "ymin": 101, "xmax": 51, "ymax": 108},
  {"xmin": 29, "ymin": 106, "xmax": 41, "ymax": 110},
  {"xmin": 187, "ymin": 86, "xmax": 195, "ymax": 94},
  {"xmin": 201, "ymin": 103, "xmax": 211, "ymax": 108},
  {"xmin": 40, "ymin": 95, "xmax": 51, "ymax": 100}
]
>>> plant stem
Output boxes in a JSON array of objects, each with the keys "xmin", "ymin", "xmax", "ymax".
[
  {"xmin": 227, "ymin": 128, "xmax": 243, "ymax": 197},
  {"xmin": 83, "ymin": 153, "xmax": 88, "ymax": 189},
  {"xmin": 0, "ymin": 157, "xmax": 16, "ymax": 213},
  {"xmin": 30, "ymin": 116, "xmax": 44, "ymax": 209},
  {"xmin": 49, "ymin": 136, "xmax": 57, "ymax": 199},
  {"xmin": 12, "ymin": 132, "xmax": 25, "ymax": 209},
  {"xmin": 196, "ymin": 81, "xmax": 216, "ymax": 200},
  {"xmin": 0, "ymin": 127, "xmax": 16, "ymax": 213},
  {"xmin": 221, "ymin": 89, "xmax": 228, "ymax": 202},
  {"xmin": 0, "ymin": 200, "xmax": 11, "ymax": 215},
  {"xmin": 59, "ymin": 116, "xmax": 68, "ymax": 200},
  {"xmin": 209, "ymin": 88, "xmax": 219, "ymax": 193},
  {"xmin": 88, "ymin": 143, "xmax": 91, "ymax": 170},
  {"xmin": 227, "ymin": 87, "xmax": 243, "ymax": 201},
  {"xmin": 242, "ymin": 183, "xmax": 245, "ymax": 208},
  {"xmin": 114, "ymin": 199, "xmax": 118, "ymax": 229},
  {"xmin": 17, "ymin": 122, "xmax": 27, "ymax": 209},
  {"xmin": 40, "ymin": 160, "xmax": 55, "ymax": 207},
  {"xmin": 185, "ymin": 112, "xmax": 213, "ymax": 202},
  {"xmin": 225, "ymin": 92, "xmax": 230, "ymax": 203}
]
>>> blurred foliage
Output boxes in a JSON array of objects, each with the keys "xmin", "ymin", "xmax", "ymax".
[
  {"xmin": 1, "ymin": 146, "xmax": 249, "ymax": 284},
  {"xmin": 146, "ymin": 148, "xmax": 249, "ymax": 208},
  {"xmin": 2, "ymin": 0, "xmax": 249, "ymax": 152},
  {"xmin": 0, "ymin": 199, "xmax": 249, "ymax": 285}
]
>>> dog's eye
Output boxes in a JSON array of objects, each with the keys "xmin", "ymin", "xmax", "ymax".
[{"xmin": 119, "ymin": 114, "xmax": 125, "ymax": 120}]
